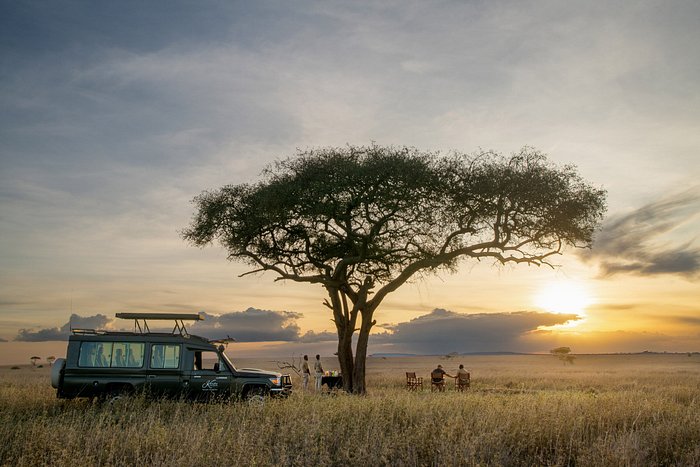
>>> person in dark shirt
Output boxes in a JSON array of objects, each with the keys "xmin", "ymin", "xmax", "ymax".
[{"xmin": 431, "ymin": 364, "xmax": 453, "ymax": 391}]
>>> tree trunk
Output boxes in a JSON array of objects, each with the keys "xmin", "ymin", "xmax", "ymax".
[
  {"xmin": 328, "ymin": 284, "xmax": 376, "ymax": 395},
  {"xmin": 328, "ymin": 287, "xmax": 356, "ymax": 393},
  {"xmin": 350, "ymin": 308, "xmax": 375, "ymax": 394},
  {"xmin": 337, "ymin": 327, "xmax": 354, "ymax": 393}
]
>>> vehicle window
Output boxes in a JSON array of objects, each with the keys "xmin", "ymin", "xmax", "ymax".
[
  {"xmin": 193, "ymin": 351, "xmax": 226, "ymax": 372},
  {"xmin": 150, "ymin": 344, "xmax": 180, "ymax": 369},
  {"xmin": 78, "ymin": 342, "xmax": 113, "ymax": 368},
  {"xmin": 112, "ymin": 342, "xmax": 145, "ymax": 368},
  {"xmin": 79, "ymin": 342, "xmax": 144, "ymax": 368}
]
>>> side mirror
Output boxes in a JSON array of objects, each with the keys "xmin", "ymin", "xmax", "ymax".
[{"xmin": 213, "ymin": 362, "xmax": 220, "ymax": 373}]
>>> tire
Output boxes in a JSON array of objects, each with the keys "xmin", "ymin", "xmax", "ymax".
[
  {"xmin": 104, "ymin": 385, "xmax": 132, "ymax": 404},
  {"xmin": 245, "ymin": 386, "xmax": 266, "ymax": 405},
  {"xmin": 50, "ymin": 358, "xmax": 66, "ymax": 389}
]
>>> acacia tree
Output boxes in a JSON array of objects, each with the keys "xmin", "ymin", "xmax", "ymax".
[
  {"xmin": 550, "ymin": 346, "xmax": 576, "ymax": 365},
  {"xmin": 183, "ymin": 145, "xmax": 606, "ymax": 394}
]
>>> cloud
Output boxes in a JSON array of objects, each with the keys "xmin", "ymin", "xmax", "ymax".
[
  {"xmin": 660, "ymin": 315, "xmax": 700, "ymax": 327},
  {"xmin": 191, "ymin": 307, "xmax": 302, "ymax": 342},
  {"xmin": 15, "ymin": 313, "xmax": 112, "ymax": 341},
  {"xmin": 13, "ymin": 308, "xmax": 305, "ymax": 343},
  {"xmin": 583, "ymin": 187, "xmax": 700, "ymax": 278},
  {"xmin": 298, "ymin": 330, "xmax": 337, "ymax": 343},
  {"xmin": 375, "ymin": 308, "xmax": 580, "ymax": 354}
]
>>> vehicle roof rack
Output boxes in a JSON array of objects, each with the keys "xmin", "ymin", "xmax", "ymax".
[
  {"xmin": 115, "ymin": 312, "xmax": 204, "ymax": 337},
  {"xmin": 71, "ymin": 328, "xmax": 107, "ymax": 335}
]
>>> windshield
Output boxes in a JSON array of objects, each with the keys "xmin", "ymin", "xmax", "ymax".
[{"xmin": 219, "ymin": 350, "xmax": 236, "ymax": 372}]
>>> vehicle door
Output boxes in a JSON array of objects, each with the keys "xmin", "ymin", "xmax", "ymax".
[
  {"xmin": 185, "ymin": 349, "xmax": 233, "ymax": 399},
  {"xmin": 109, "ymin": 341, "xmax": 147, "ymax": 392}
]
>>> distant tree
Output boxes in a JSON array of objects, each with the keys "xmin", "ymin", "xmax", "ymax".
[
  {"xmin": 30, "ymin": 356, "xmax": 40, "ymax": 366},
  {"xmin": 551, "ymin": 347, "xmax": 576, "ymax": 365},
  {"xmin": 184, "ymin": 145, "xmax": 606, "ymax": 394},
  {"xmin": 47, "ymin": 356, "xmax": 56, "ymax": 367}
]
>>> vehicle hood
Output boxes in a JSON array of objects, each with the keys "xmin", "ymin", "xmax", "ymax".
[{"xmin": 235, "ymin": 368, "xmax": 280, "ymax": 378}]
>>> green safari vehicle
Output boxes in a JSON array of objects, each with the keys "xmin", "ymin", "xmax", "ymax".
[{"xmin": 50, "ymin": 312, "xmax": 292, "ymax": 401}]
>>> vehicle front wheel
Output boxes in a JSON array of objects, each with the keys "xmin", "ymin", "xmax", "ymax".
[{"xmin": 244, "ymin": 387, "xmax": 266, "ymax": 406}]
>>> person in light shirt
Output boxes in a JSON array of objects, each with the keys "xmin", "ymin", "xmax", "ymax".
[
  {"xmin": 455, "ymin": 364, "xmax": 470, "ymax": 389},
  {"xmin": 301, "ymin": 354, "xmax": 311, "ymax": 390},
  {"xmin": 313, "ymin": 354, "xmax": 324, "ymax": 392},
  {"xmin": 456, "ymin": 364, "xmax": 469, "ymax": 378}
]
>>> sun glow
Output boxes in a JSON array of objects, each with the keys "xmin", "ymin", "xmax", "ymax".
[{"xmin": 534, "ymin": 280, "xmax": 593, "ymax": 316}]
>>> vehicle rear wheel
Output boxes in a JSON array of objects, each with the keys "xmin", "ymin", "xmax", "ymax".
[{"xmin": 105, "ymin": 385, "xmax": 132, "ymax": 404}]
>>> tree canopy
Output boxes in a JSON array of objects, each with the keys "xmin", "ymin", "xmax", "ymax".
[{"xmin": 183, "ymin": 145, "xmax": 606, "ymax": 393}]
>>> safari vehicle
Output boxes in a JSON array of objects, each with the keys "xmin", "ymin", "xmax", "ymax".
[{"xmin": 50, "ymin": 312, "xmax": 292, "ymax": 401}]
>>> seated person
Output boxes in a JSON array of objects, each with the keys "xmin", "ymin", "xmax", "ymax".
[
  {"xmin": 431, "ymin": 364, "xmax": 453, "ymax": 391},
  {"xmin": 456, "ymin": 364, "xmax": 470, "ymax": 388}
]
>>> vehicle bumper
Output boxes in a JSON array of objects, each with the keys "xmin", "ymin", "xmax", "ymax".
[{"xmin": 269, "ymin": 386, "xmax": 292, "ymax": 397}]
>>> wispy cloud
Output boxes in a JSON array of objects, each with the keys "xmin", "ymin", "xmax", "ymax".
[
  {"xmin": 583, "ymin": 187, "xmax": 700, "ymax": 278},
  {"xmin": 1, "ymin": 1, "xmax": 700, "ymax": 344}
]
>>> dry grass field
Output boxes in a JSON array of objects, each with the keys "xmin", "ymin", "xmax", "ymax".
[{"xmin": 1, "ymin": 354, "xmax": 699, "ymax": 466}]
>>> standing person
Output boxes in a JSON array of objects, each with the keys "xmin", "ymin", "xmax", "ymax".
[
  {"xmin": 314, "ymin": 354, "xmax": 324, "ymax": 392},
  {"xmin": 301, "ymin": 355, "xmax": 311, "ymax": 390}
]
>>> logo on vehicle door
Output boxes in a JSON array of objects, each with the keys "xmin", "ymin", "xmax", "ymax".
[{"xmin": 202, "ymin": 379, "xmax": 219, "ymax": 391}]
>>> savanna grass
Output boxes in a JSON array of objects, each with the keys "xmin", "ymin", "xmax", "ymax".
[{"xmin": 1, "ymin": 355, "xmax": 699, "ymax": 466}]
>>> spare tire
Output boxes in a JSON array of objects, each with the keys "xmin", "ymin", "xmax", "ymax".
[{"xmin": 50, "ymin": 358, "xmax": 66, "ymax": 389}]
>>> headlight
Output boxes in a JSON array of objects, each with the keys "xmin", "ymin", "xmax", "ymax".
[{"xmin": 269, "ymin": 377, "xmax": 280, "ymax": 386}]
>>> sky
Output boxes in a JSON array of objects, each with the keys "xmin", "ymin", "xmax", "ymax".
[{"xmin": 1, "ymin": 0, "xmax": 699, "ymax": 364}]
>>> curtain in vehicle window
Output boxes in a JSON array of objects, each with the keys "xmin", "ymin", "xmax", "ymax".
[
  {"xmin": 78, "ymin": 342, "xmax": 113, "ymax": 367},
  {"xmin": 79, "ymin": 342, "xmax": 144, "ymax": 368},
  {"xmin": 111, "ymin": 342, "xmax": 145, "ymax": 368},
  {"xmin": 150, "ymin": 344, "xmax": 180, "ymax": 369}
]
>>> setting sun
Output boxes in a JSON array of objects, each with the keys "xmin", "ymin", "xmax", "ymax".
[{"xmin": 534, "ymin": 280, "xmax": 593, "ymax": 315}]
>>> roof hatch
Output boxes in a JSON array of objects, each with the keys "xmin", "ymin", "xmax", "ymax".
[{"xmin": 115, "ymin": 312, "xmax": 204, "ymax": 337}]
